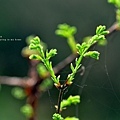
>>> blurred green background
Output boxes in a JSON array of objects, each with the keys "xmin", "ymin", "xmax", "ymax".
[{"xmin": 0, "ymin": 0, "xmax": 120, "ymax": 120}]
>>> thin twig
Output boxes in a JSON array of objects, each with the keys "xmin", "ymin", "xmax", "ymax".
[
  {"xmin": 57, "ymin": 84, "xmax": 68, "ymax": 113},
  {"xmin": 57, "ymin": 88, "xmax": 64, "ymax": 113}
]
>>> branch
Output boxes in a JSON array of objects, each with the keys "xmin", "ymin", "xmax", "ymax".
[
  {"xmin": 0, "ymin": 76, "xmax": 28, "ymax": 87},
  {"xmin": 107, "ymin": 22, "xmax": 119, "ymax": 36},
  {"xmin": 53, "ymin": 53, "xmax": 78, "ymax": 74}
]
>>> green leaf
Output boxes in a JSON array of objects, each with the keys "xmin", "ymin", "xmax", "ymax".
[
  {"xmin": 55, "ymin": 23, "xmax": 77, "ymax": 38},
  {"xmin": 29, "ymin": 54, "xmax": 42, "ymax": 60},
  {"xmin": 11, "ymin": 87, "xmax": 26, "ymax": 100},
  {"xmin": 20, "ymin": 104, "xmax": 33, "ymax": 118},
  {"xmin": 100, "ymin": 31, "xmax": 110, "ymax": 35},
  {"xmin": 97, "ymin": 35, "xmax": 106, "ymax": 41},
  {"xmin": 96, "ymin": 25, "xmax": 109, "ymax": 36},
  {"xmin": 108, "ymin": 0, "xmax": 116, "ymax": 4},
  {"xmin": 81, "ymin": 42, "xmax": 88, "ymax": 49},
  {"xmin": 29, "ymin": 43, "xmax": 37, "ymax": 50},
  {"xmin": 67, "ymin": 95, "xmax": 80, "ymax": 104},
  {"xmin": 108, "ymin": 0, "xmax": 120, "ymax": 8},
  {"xmin": 67, "ymin": 73, "xmax": 74, "ymax": 83},
  {"xmin": 76, "ymin": 42, "xmax": 89, "ymax": 55},
  {"xmin": 65, "ymin": 117, "xmax": 79, "ymax": 120},
  {"xmin": 90, "ymin": 35, "xmax": 98, "ymax": 44},
  {"xmin": 39, "ymin": 78, "xmax": 53, "ymax": 91},
  {"xmin": 116, "ymin": 9, "xmax": 120, "ymax": 27},
  {"xmin": 33, "ymin": 36, "xmax": 40, "ymax": 44},
  {"xmin": 37, "ymin": 63, "xmax": 48, "ymax": 77},
  {"xmin": 29, "ymin": 37, "xmax": 40, "ymax": 48},
  {"xmin": 69, "ymin": 26, "xmax": 77, "ymax": 35},
  {"xmin": 57, "ymin": 75, "xmax": 60, "ymax": 82},
  {"xmin": 46, "ymin": 49, "xmax": 57, "ymax": 59},
  {"xmin": 83, "ymin": 36, "xmax": 92, "ymax": 43},
  {"xmin": 96, "ymin": 25, "xmax": 106, "ymax": 35},
  {"xmin": 52, "ymin": 113, "xmax": 64, "ymax": 120},
  {"xmin": 55, "ymin": 23, "xmax": 77, "ymax": 53},
  {"xmin": 76, "ymin": 44, "xmax": 82, "ymax": 55},
  {"xmin": 60, "ymin": 95, "xmax": 80, "ymax": 111},
  {"xmin": 70, "ymin": 63, "xmax": 75, "ymax": 72},
  {"xmin": 98, "ymin": 38, "xmax": 107, "ymax": 46},
  {"xmin": 84, "ymin": 51, "xmax": 100, "ymax": 60}
]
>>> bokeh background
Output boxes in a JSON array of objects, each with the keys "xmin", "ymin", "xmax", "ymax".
[{"xmin": 0, "ymin": 0, "xmax": 120, "ymax": 120}]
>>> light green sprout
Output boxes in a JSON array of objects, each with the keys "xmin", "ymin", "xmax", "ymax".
[
  {"xmin": 20, "ymin": 104, "xmax": 34, "ymax": 118},
  {"xmin": 53, "ymin": 113, "xmax": 79, "ymax": 120},
  {"xmin": 55, "ymin": 23, "xmax": 77, "ymax": 53},
  {"xmin": 60, "ymin": 95, "xmax": 80, "ymax": 111},
  {"xmin": 108, "ymin": 0, "xmax": 120, "ymax": 8},
  {"xmin": 11, "ymin": 87, "xmax": 26, "ymax": 100},
  {"xmin": 29, "ymin": 36, "xmax": 60, "ymax": 87},
  {"xmin": 108, "ymin": 0, "xmax": 120, "ymax": 27},
  {"xmin": 52, "ymin": 113, "xmax": 64, "ymax": 120},
  {"xmin": 66, "ymin": 25, "xmax": 109, "ymax": 85}
]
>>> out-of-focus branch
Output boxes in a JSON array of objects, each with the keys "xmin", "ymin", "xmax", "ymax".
[
  {"xmin": 107, "ymin": 22, "xmax": 119, "ymax": 36},
  {"xmin": 0, "ymin": 76, "xmax": 28, "ymax": 87},
  {"xmin": 53, "ymin": 53, "xmax": 77, "ymax": 74},
  {"xmin": 26, "ymin": 60, "xmax": 43, "ymax": 120},
  {"xmin": 0, "ymin": 76, "xmax": 39, "ymax": 88}
]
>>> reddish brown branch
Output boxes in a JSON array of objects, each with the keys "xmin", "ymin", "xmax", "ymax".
[
  {"xmin": 26, "ymin": 60, "xmax": 43, "ymax": 120},
  {"xmin": 107, "ymin": 22, "xmax": 119, "ymax": 36},
  {"xmin": 0, "ymin": 76, "xmax": 28, "ymax": 87},
  {"xmin": 53, "ymin": 53, "xmax": 77, "ymax": 74}
]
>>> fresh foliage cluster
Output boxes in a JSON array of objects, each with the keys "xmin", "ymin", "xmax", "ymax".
[
  {"xmin": 55, "ymin": 24, "xmax": 77, "ymax": 53},
  {"xmin": 29, "ymin": 25, "xmax": 109, "ymax": 86},
  {"xmin": 29, "ymin": 37, "xmax": 60, "ymax": 86},
  {"xmin": 108, "ymin": 0, "xmax": 120, "ymax": 8},
  {"xmin": 1, "ymin": 1, "xmax": 120, "ymax": 120},
  {"xmin": 29, "ymin": 24, "xmax": 109, "ymax": 120},
  {"xmin": 60, "ymin": 95, "xmax": 80, "ymax": 111},
  {"xmin": 108, "ymin": 0, "xmax": 120, "ymax": 27},
  {"xmin": 53, "ymin": 113, "xmax": 79, "ymax": 120},
  {"xmin": 65, "ymin": 25, "xmax": 109, "ymax": 85}
]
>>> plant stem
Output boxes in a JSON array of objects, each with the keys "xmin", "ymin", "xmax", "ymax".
[
  {"xmin": 57, "ymin": 88, "xmax": 64, "ymax": 113},
  {"xmin": 67, "ymin": 36, "xmax": 77, "ymax": 53},
  {"xmin": 27, "ymin": 60, "xmax": 42, "ymax": 120},
  {"xmin": 107, "ymin": 22, "xmax": 119, "ymax": 36},
  {"xmin": 57, "ymin": 85, "xmax": 67, "ymax": 113}
]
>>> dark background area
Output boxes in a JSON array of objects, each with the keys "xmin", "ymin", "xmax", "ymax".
[{"xmin": 0, "ymin": 0, "xmax": 120, "ymax": 120}]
